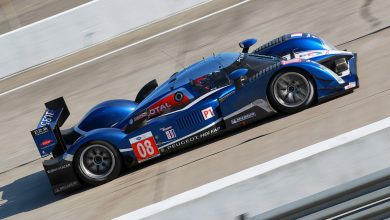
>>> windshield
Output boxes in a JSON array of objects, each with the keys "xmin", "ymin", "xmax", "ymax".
[
  {"xmin": 173, "ymin": 52, "xmax": 240, "ymax": 89},
  {"xmin": 191, "ymin": 70, "xmax": 232, "ymax": 94},
  {"xmin": 139, "ymin": 52, "xmax": 239, "ymax": 106}
]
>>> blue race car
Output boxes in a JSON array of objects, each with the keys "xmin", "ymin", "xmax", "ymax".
[{"xmin": 31, "ymin": 33, "xmax": 358, "ymax": 194}]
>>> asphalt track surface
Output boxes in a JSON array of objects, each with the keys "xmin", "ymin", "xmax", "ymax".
[
  {"xmin": 0, "ymin": 0, "xmax": 90, "ymax": 34},
  {"xmin": 1, "ymin": 0, "xmax": 390, "ymax": 219}
]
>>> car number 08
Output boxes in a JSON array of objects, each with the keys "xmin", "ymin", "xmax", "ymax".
[
  {"xmin": 136, "ymin": 140, "xmax": 154, "ymax": 158},
  {"xmin": 130, "ymin": 131, "xmax": 160, "ymax": 162}
]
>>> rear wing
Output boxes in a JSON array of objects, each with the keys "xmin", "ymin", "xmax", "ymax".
[{"xmin": 31, "ymin": 97, "xmax": 69, "ymax": 158}]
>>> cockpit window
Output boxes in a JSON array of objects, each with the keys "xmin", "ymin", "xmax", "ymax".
[
  {"xmin": 191, "ymin": 70, "xmax": 231, "ymax": 94},
  {"xmin": 172, "ymin": 52, "xmax": 240, "ymax": 89},
  {"xmin": 190, "ymin": 53, "xmax": 279, "ymax": 93}
]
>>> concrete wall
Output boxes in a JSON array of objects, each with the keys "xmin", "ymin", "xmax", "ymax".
[{"xmin": 0, "ymin": 0, "xmax": 209, "ymax": 79}]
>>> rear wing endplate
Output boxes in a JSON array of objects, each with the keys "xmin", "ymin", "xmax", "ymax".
[{"xmin": 31, "ymin": 97, "xmax": 70, "ymax": 158}]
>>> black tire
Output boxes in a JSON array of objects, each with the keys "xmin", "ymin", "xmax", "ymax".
[
  {"xmin": 74, "ymin": 141, "xmax": 122, "ymax": 186},
  {"xmin": 135, "ymin": 79, "xmax": 158, "ymax": 103},
  {"xmin": 268, "ymin": 69, "xmax": 315, "ymax": 114}
]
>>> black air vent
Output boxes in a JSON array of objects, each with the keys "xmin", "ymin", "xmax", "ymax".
[
  {"xmin": 252, "ymin": 35, "xmax": 289, "ymax": 54},
  {"xmin": 177, "ymin": 111, "xmax": 204, "ymax": 129}
]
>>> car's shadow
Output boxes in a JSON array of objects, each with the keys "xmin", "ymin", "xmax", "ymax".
[
  {"xmin": 0, "ymin": 113, "xmax": 287, "ymax": 219},
  {"xmin": 0, "ymin": 170, "xmax": 86, "ymax": 219},
  {"xmin": 0, "ymin": 109, "xmax": 305, "ymax": 219},
  {"xmin": 0, "ymin": 171, "xmax": 56, "ymax": 218}
]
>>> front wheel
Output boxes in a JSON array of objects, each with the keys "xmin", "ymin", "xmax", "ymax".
[
  {"xmin": 268, "ymin": 70, "xmax": 315, "ymax": 114},
  {"xmin": 75, "ymin": 141, "xmax": 122, "ymax": 186}
]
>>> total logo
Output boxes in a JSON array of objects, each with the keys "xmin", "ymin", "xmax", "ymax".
[
  {"xmin": 149, "ymin": 103, "xmax": 172, "ymax": 116},
  {"xmin": 202, "ymin": 107, "xmax": 215, "ymax": 120}
]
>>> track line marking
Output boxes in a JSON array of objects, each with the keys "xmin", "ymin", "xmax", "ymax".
[
  {"xmin": 0, "ymin": 0, "xmax": 252, "ymax": 97},
  {"xmin": 114, "ymin": 116, "xmax": 390, "ymax": 220},
  {"xmin": 0, "ymin": 0, "xmax": 214, "ymax": 82}
]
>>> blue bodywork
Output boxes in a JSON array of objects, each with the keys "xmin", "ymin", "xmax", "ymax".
[
  {"xmin": 78, "ymin": 100, "xmax": 138, "ymax": 131},
  {"xmin": 31, "ymin": 33, "xmax": 359, "ymax": 193}
]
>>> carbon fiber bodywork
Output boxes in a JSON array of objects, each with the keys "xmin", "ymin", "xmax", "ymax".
[{"xmin": 43, "ymin": 157, "xmax": 81, "ymax": 194}]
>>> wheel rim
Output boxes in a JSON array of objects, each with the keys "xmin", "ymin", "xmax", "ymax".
[
  {"xmin": 273, "ymin": 72, "xmax": 311, "ymax": 108},
  {"xmin": 79, "ymin": 144, "xmax": 115, "ymax": 180}
]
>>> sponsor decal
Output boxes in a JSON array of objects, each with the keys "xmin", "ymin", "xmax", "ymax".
[
  {"xmin": 53, "ymin": 181, "xmax": 79, "ymax": 194},
  {"xmin": 344, "ymin": 82, "xmax": 356, "ymax": 90},
  {"xmin": 31, "ymin": 125, "xmax": 57, "ymax": 155},
  {"xmin": 231, "ymin": 112, "xmax": 257, "ymax": 125},
  {"xmin": 164, "ymin": 126, "xmax": 221, "ymax": 152},
  {"xmin": 307, "ymin": 51, "xmax": 323, "ymax": 57},
  {"xmin": 132, "ymin": 90, "xmax": 191, "ymax": 122},
  {"xmin": 202, "ymin": 107, "xmax": 215, "ymax": 120},
  {"xmin": 148, "ymin": 91, "xmax": 191, "ymax": 117},
  {"xmin": 129, "ymin": 132, "xmax": 160, "ymax": 162},
  {"xmin": 46, "ymin": 163, "xmax": 71, "ymax": 174},
  {"xmin": 165, "ymin": 129, "xmax": 176, "ymax": 140},
  {"xmin": 160, "ymin": 126, "xmax": 176, "ymax": 140},
  {"xmin": 291, "ymin": 32, "xmax": 303, "ymax": 38},
  {"xmin": 299, "ymin": 51, "xmax": 323, "ymax": 58},
  {"xmin": 149, "ymin": 103, "xmax": 172, "ymax": 116},
  {"xmin": 134, "ymin": 111, "xmax": 148, "ymax": 122},
  {"xmin": 40, "ymin": 139, "xmax": 54, "ymax": 147},
  {"xmin": 293, "ymin": 50, "xmax": 331, "ymax": 60},
  {"xmin": 32, "ymin": 126, "xmax": 50, "ymax": 136},
  {"xmin": 39, "ymin": 110, "xmax": 55, "ymax": 127},
  {"xmin": 159, "ymin": 126, "xmax": 172, "ymax": 132},
  {"xmin": 306, "ymin": 33, "xmax": 318, "ymax": 38},
  {"xmin": 281, "ymin": 58, "xmax": 302, "ymax": 65}
]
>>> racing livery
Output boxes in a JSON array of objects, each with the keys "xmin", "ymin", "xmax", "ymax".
[{"xmin": 31, "ymin": 33, "xmax": 359, "ymax": 194}]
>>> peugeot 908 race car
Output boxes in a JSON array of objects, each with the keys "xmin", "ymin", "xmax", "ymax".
[{"xmin": 31, "ymin": 33, "xmax": 358, "ymax": 194}]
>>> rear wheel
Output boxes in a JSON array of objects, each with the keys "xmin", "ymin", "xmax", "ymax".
[
  {"xmin": 75, "ymin": 141, "xmax": 122, "ymax": 186},
  {"xmin": 268, "ymin": 70, "xmax": 315, "ymax": 113}
]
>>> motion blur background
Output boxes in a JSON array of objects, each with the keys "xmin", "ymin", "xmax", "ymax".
[{"xmin": 0, "ymin": 0, "xmax": 89, "ymax": 34}]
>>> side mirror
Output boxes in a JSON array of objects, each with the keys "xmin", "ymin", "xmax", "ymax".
[
  {"xmin": 230, "ymin": 68, "xmax": 249, "ymax": 89},
  {"xmin": 239, "ymin": 38, "xmax": 257, "ymax": 53}
]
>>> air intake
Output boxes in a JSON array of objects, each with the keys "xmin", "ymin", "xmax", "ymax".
[{"xmin": 177, "ymin": 111, "xmax": 204, "ymax": 129}]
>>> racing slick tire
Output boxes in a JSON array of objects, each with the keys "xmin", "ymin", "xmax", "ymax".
[
  {"xmin": 268, "ymin": 69, "xmax": 315, "ymax": 114},
  {"xmin": 75, "ymin": 141, "xmax": 122, "ymax": 186}
]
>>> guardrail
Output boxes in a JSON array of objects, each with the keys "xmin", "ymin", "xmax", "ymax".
[{"xmin": 0, "ymin": 0, "xmax": 209, "ymax": 79}]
